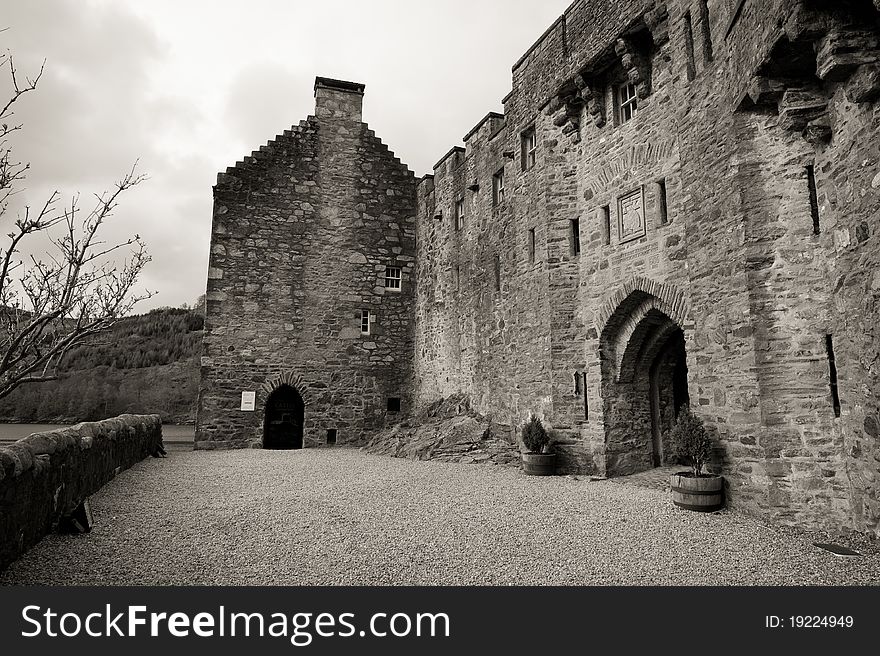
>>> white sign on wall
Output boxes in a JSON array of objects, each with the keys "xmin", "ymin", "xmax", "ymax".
[{"xmin": 240, "ymin": 391, "xmax": 256, "ymax": 412}]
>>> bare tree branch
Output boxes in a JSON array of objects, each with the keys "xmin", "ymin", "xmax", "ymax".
[{"xmin": 0, "ymin": 41, "xmax": 153, "ymax": 400}]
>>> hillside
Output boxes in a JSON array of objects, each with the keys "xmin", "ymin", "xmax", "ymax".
[{"xmin": 0, "ymin": 307, "xmax": 203, "ymax": 424}]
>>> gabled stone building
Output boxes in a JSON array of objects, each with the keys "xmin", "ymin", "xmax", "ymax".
[
  {"xmin": 199, "ymin": 0, "xmax": 880, "ymax": 536},
  {"xmin": 197, "ymin": 78, "xmax": 416, "ymax": 450}
]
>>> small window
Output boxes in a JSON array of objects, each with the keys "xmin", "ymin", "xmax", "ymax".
[
  {"xmin": 657, "ymin": 180, "xmax": 669, "ymax": 226},
  {"xmin": 326, "ymin": 429, "xmax": 337, "ymax": 445},
  {"xmin": 684, "ymin": 11, "xmax": 697, "ymax": 81},
  {"xmin": 825, "ymin": 335, "xmax": 841, "ymax": 418},
  {"xmin": 600, "ymin": 205, "xmax": 611, "ymax": 245},
  {"xmin": 387, "ymin": 397, "xmax": 401, "ymax": 412},
  {"xmin": 455, "ymin": 199, "xmax": 465, "ymax": 230},
  {"xmin": 521, "ymin": 127, "xmax": 537, "ymax": 171},
  {"xmin": 360, "ymin": 310, "xmax": 372, "ymax": 335},
  {"xmin": 699, "ymin": 0, "xmax": 713, "ymax": 62},
  {"xmin": 385, "ymin": 266, "xmax": 402, "ymax": 291},
  {"xmin": 806, "ymin": 165, "xmax": 820, "ymax": 235},
  {"xmin": 527, "ymin": 228, "xmax": 536, "ymax": 263},
  {"xmin": 569, "ymin": 219, "xmax": 581, "ymax": 256},
  {"xmin": 493, "ymin": 169, "xmax": 505, "ymax": 206},
  {"xmin": 616, "ymin": 82, "xmax": 638, "ymax": 124},
  {"xmin": 582, "ymin": 373, "xmax": 589, "ymax": 420},
  {"xmin": 574, "ymin": 372, "xmax": 582, "ymax": 395}
]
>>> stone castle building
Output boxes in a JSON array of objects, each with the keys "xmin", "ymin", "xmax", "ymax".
[{"xmin": 198, "ymin": 0, "xmax": 880, "ymax": 536}]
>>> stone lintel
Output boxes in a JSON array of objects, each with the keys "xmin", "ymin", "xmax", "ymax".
[
  {"xmin": 778, "ymin": 87, "xmax": 829, "ymax": 132},
  {"xmin": 816, "ymin": 29, "xmax": 880, "ymax": 82}
]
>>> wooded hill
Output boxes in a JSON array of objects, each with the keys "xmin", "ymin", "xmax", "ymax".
[{"xmin": 0, "ymin": 307, "xmax": 203, "ymax": 424}]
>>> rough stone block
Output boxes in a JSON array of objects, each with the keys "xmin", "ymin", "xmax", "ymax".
[{"xmin": 846, "ymin": 64, "xmax": 880, "ymax": 103}]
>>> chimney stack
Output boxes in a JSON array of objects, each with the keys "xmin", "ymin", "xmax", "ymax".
[{"xmin": 314, "ymin": 77, "xmax": 365, "ymax": 123}]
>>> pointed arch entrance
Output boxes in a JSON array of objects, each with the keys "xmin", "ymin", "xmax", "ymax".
[
  {"xmin": 263, "ymin": 384, "xmax": 305, "ymax": 450},
  {"xmin": 597, "ymin": 278, "xmax": 690, "ymax": 477}
]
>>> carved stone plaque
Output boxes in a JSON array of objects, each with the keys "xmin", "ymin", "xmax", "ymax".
[{"xmin": 617, "ymin": 187, "xmax": 646, "ymax": 243}]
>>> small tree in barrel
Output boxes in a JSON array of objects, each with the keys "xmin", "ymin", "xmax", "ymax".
[
  {"xmin": 668, "ymin": 407, "xmax": 712, "ymax": 476},
  {"xmin": 521, "ymin": 415, "xmax": 550, "ymax": 454}
]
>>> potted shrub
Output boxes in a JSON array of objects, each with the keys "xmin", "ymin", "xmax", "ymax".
[
  {"xmin": 520, "ymin": 415, "xmax": 555, "ymax": 476},
  {"xmin": 668, "ymin": 408, "xmax": 724, "ymax": 511}
]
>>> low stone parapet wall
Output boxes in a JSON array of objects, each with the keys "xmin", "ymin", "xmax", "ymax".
[{"xmin": 0, "ymin": 415, "xmax": 163, "ymax": 570}]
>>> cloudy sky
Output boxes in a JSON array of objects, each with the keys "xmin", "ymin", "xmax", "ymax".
[{"xmin": 2, "ymin": 0, "xmax": 571, "ymax": 311}]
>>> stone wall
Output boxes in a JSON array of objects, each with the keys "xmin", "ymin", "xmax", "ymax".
[
  {"xmin": 415, "ymin": 0, "xmax": 880, "ymax": 535},
  {"xmin": 197, "ymin": 78, "xmax": 417, "ymax": 449},
  {"xmin": 0, "ymin": 415, "xmax": 163, "ymax": 571}
]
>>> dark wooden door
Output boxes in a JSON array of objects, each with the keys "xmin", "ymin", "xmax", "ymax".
[{"xmin": 263, "ymin": 385, "xmax": 304, "ymax": 450}]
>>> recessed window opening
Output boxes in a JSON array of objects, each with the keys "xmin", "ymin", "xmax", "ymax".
[
  {"xmin": 493, "ymin": 169, "xmax": 505, "ymax": 206},
  {"xmin": 385, "ymin": 266, "xmax": 402, "ymax": 291},
  {"xmin": 522, "ymin": 127, "xmax": 537, "ymax": 171},
  {"xmin": 684, "ymin": 11, "xmax": 697, "ymax": 81},
  {"xmin": 527, "ymin": 228, "xmax": 536, "ymax": 263},
  {"xmin": 455, "ymin": 199, "xmax": 465, "ymax": 231},
  {"xmin": 617, "ymin": 82, "xmax": 638, "ymax": 124},
  {"xmin": 387, "ymin": 397, "xmax": 401, "ymax": 413},
  {"xmin": 657, "ymin": 179, "xmax": 669, "ymax": 226},
  {"xmin": 806, "ymin": 165, "xmax": 820, "ymax": 235},
  {"xmin": 570, "ymin": 219, "xmax": 581, "ymax": 256},
  {"xmin": 326, "ymin": 429, "xmax": 337, "ymax": 445},
  {"xmin": 825, "ymin": 335, "xmax": 841, "ymax": 418},
  {"xmin": 699, "ymin": 0, "xmax": 713, "ymax": 62},
  {"xmin": 601, "ymin": 205, "xmax": 611, "ymax": 245},
  {"xmin": 582, "ymin": 373, "xmax": 589, "ymax": 420},
  {"xmin": 360, "ymin": 310, "xmax": 372, "ymax": 335},
  {"xmin": 574, "ymin": 372, "xmax": 582, "ymax": 395}
]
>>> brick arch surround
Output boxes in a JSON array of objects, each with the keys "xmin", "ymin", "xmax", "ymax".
[
  {"xmin": 597, "ymin": 277, "xmax": 690, "ymax": 477},
  {"xmin": 595, "ymin": 276, "xmax": 688, "ymax": 338},
  {"xmin": 260, "ymin": 372, "xmax": 314, "ymax": 405}
]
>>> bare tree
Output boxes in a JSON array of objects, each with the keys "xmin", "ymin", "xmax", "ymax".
[{"xmin": 0, "ymin": 45, "xmax": 152, "ymax": 399}]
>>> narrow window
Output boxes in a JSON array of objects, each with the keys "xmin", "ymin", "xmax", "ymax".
[
  {"xmin": 360, "ymin": 310, "xmax": 371, "ymax": 335},
  {"xmin": 569, "ymin": 219, "xmax": 581, "ymax": 256},
  {"xmin": 806, "ymin": 165, "xmax": 820, "ymax": 235},
  {"xmin": 615, "ymin": 82, "xmax": 638, "ymax": 124},
  {"xmin": 493, "ymin": 255, "xmax": 501, "ymax": 292},
  {"xmin": 825, "ymin": 335, "xmax": 841, "ymax": 418},
  {"xmin": 699, "ymin": 0, "xmax": 713, "ymax": 62},
  {"xmin": 582, "ymin": 373, "xmax": 589, "ymax": 420},
  {"xmin": 657, "ymin": 179, "xmax": 669, "ymax": 226},
  {"xmin": 387, "ymin": 397, "xmax": 401, "ymax": 413},
  {"xmin": 601, "ymin": 205, "xmax": 611, "ymax": 245},
  {"xmin": 521, "ymin": 127, "xmax": 537, "ymax": 171},
  {"xmin": 527, "ymin": 228, "xmax": 536, "ymax": 263},
  {"xmin": 573, "ymin": 372, "xmax": 582, "ymax": 395},
  {"xmin": 455, "ymin": 199, "xmax": 465, "ymax": 230},
  {"xmin": 493, "ymin": 169, "xmax": 505, "ymax": 206},
  {"xmin": 326, "ymin": 429, "xmax": 337, "ymax": 445},
  {"xmin": 684, "ymin": 11, "xmax": 697, "ymax": 81},
  {"xmin": 384, "ymin": 266, "xmax": 402, "ymax": 291}
]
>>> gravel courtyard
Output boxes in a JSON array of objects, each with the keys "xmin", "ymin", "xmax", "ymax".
[{"xmin": 2, "ymin": 448, "xmax": 879, "ymax": 585}]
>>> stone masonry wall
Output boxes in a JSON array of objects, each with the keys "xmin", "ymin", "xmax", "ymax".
[
  {"xmin": 415, "ymin": 0, "xmax": 880, "ymax": 535},
  {"xmin": 0, "ymin": 415, "xmax": 163, "ymax": 571},
  {"xmin": 198, "ymin": 79, "xmax": 417, "ymax": 449}
]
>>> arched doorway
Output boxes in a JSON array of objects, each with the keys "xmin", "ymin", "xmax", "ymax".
[
  {"xmin": 263, "ymin": 385, "xmax": 304, "ymax": 450},
  {"xmin": 599, "ymin": 285, "xmax": 689, "ymax": 476}
]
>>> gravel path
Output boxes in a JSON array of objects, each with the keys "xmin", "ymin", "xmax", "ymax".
[{"xmin": 2, "ymin": 448, "xmax": 879, "ymax": 585}]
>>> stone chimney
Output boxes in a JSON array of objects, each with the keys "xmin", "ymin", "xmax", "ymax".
[{"xmin": 314, "ymin": 76, "xmax": 365, "ymax": 123}]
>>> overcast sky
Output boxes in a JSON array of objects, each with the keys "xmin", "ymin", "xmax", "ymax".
[{"xmin": 3, "ymin": 0, "xmax": 571, "ymax": 312}]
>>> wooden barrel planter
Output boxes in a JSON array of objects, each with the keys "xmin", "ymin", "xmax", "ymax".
[
  {"xmin": 670, "ymin": 473, "xmax": 724, "ymax": 512},
  {"xmin": 522, "ymin": 452, "xmax": 556, "ymax": 476}
]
